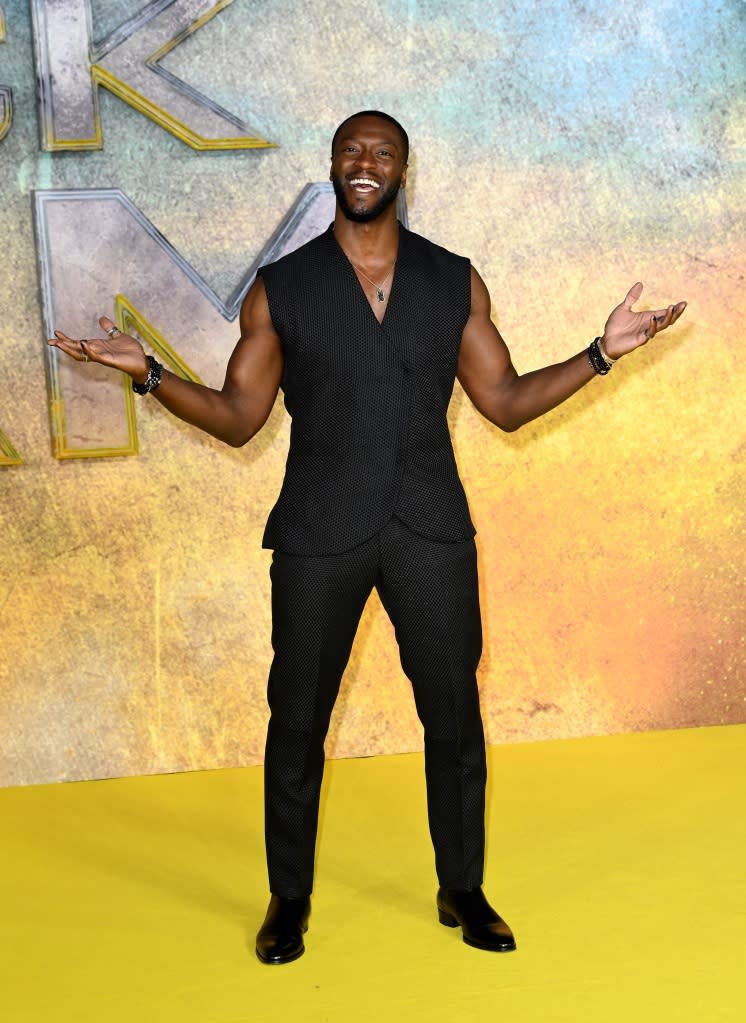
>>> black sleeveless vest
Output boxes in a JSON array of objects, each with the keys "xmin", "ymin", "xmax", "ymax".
[{"xmin": 258, "ymin": 224, "xmax": 476, "ymax": 555}]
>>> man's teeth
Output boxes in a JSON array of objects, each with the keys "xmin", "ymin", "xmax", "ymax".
[{"xmin": 350, "ymin": 178, "xmax": 380, "ymax": 188}]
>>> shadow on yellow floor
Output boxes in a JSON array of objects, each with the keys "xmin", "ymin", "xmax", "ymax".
[{"xmin": 2, "ymin": 725, "xmax": 744, "ymax": 1022}]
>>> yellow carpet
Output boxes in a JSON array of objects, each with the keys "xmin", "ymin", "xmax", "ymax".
[{"xmin": 1, "ymin": 725, "xmax": 744, "ymax": 1022}]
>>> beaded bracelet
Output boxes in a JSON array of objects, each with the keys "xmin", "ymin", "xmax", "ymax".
[
  {"xmin": 132, "ymin": 355, "xmax": 163, "ymax": 395},
  {"xmin": 588, "ymin": 337, "xmax": 612, "ymax": 375}
]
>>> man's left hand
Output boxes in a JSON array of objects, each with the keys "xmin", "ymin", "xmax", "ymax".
[{"xmin": 602, "ymin": 282, "xmax": 687, "ymax": 360}]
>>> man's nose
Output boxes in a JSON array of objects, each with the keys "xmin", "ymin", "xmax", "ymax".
[{"xmin": 354, "ymin": 148, "xmax": 376, "ymax": 169}]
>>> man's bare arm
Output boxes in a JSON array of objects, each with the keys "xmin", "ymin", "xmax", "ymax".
[
  {"xmin": 457, "ymin": 267, "xmax": 686, "ymax": 433},
  {"xmin": 48, "ymin": 276, "xmax": 283, "ymax": 447}
]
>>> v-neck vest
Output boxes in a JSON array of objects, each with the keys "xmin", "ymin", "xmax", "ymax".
[{"xmin": 258, "ymin": 224, "xmax": 475, "ymax": 555}]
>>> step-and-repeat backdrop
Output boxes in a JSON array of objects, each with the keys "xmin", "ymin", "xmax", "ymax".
[{"xmin": 1, "ymin": 0, "xmax": 743, "ymax": 786}]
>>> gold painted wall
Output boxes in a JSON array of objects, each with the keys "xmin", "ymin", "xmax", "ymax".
[{"xmin": 1, "ymin": 0, "xmax": 744, "ymax": 786}]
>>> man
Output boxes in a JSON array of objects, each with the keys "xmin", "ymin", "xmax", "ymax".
[{"xmin": 50, "ymin": 111, "xmax": 686, "ymax": 965}]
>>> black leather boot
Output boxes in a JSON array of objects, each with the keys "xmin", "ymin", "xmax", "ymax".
[
  {"xmin": 437, "ymin": 887, "xmax": 516, "ymax": 952},
  {"xmin": 255, "ymin": 895, "xmax": 311, "ymax": 964}
]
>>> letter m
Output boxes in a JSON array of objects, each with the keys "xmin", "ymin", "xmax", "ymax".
[{"xmin": 33, "ymin": 185, "xmax": 355, "ymax": 458}]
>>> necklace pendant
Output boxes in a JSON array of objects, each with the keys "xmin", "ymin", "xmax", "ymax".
[{"xmin": 377, "ymin": 289, "xmax": 384, "ymax": 302}]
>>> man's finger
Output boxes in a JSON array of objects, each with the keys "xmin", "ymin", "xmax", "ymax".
[
  {"xmin": 98, "ymin": 316, "xmax": 125, "ymax": 340},
  {"xmin": 623, "ymin": 281, "xmax": 644, "ymax": 309}
]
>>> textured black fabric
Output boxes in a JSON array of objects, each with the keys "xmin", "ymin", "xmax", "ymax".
[
  {"xmin": 258, "ymin": 224, "xmax": 475, "ymax": 556},
  {"xmin": 264, "ymin": 517, "xmax": 486, "ymax": 898}
]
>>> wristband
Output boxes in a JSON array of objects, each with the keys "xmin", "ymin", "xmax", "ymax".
[
  {"xmin": 588, "ymin": 337, "xmax": 611, "ymax": 376},
  {"xmin": 597, "ymin": 337, "xmax": 616, "ymax": 367},
  {"xmin": 132, "ymin": 356, "xmax": 163, "ymax": 395}
]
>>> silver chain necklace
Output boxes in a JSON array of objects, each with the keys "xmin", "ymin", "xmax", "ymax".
[{"xmin": 351, "ymin": 261, "xmax": 395, "ymax": 302}]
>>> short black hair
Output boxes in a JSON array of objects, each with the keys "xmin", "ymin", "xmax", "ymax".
[{"xmin": 331, "ymin": 110, "xmax": 409, "ymax": 163}]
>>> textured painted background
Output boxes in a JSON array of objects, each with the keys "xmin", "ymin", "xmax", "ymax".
[{"xmin": 1, "ymin": 0, "xmax": 744, "ymax": 786}]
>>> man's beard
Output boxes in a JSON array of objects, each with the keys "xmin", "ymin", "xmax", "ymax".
[{"xmin": 332, "ymin": 176, "xmax": 401, "ymax": 223}]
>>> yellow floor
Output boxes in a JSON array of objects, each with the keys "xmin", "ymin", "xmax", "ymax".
[{"xmin": 1, "ymin": 725, "xmax": 744, "ymax": 1022}]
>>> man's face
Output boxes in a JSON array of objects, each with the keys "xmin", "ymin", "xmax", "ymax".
[{"xmin": 330, "ymin": 115, "xmax": 408, "ymax": 224}]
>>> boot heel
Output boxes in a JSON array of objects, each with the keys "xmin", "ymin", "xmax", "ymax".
[{"xmin": 438, "ymin": 908, "xmax": 459, "ymax": 927}]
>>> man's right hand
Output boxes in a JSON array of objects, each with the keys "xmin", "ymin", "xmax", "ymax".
[
  {"xmin": 48, "ymin": 316, "xmax": 149, "ymax": 384},
  {"xmin": 47, "ymin": 278, "xmax": 283, "ymax": 447}
]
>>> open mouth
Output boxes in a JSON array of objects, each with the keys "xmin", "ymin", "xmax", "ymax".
[{"xmin": 348, "ymin": 177, "xmax": 381, "ymax": 193}]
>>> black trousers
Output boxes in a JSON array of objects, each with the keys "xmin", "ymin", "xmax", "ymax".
[{"xmin": 263, "ymin": 516, "xmax": 486, "ymax": 897}]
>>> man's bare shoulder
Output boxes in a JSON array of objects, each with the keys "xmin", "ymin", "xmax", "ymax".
[{"xmin": 239, "ymin": 276, "xmax": 277, "ymax": 339}]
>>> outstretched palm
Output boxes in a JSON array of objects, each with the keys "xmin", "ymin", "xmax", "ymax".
[
  {"xmin": 602, "ymin": 282, "xmax": 687, "ymax": 360},
  {"xmin": 48, "ymin": 316, "xmax": 149, "ymax": 380}
]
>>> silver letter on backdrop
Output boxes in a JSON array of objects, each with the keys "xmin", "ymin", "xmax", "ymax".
[
  {"xmin": 33, "ymin": 184, "xmax": 375, "ymax": 459},
  {"xmin": 30, "ymin": 0, "xmax": 273, "ymax": 151},
  {"xmin": 0, "ymin": 6, "xmax": 13, "ymax": 144},
  {"xmin": 0, "ymin": 6, "xmax": 23, "ymax": 463}
]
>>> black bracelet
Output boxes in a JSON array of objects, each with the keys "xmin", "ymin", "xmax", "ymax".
[
  {"xmin": 588, "ymin": 338, "xmax": 611, "ymax": 375},
  {"xmin": 132, "ymin": 356, "xmax": 163, "ymax": 395}
]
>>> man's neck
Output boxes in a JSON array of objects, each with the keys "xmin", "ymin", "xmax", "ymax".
[{"xmin": 332, "ymin": 208, "xmax": 401, "ymax": 270}]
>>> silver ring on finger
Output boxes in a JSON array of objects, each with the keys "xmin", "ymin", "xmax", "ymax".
[{"xmin": 107, "ymin": 325, "xmax": 121, "ymax": 338}]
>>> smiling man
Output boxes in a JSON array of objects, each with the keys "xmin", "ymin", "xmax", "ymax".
[
  {"xmin": 330, "ymin": 111, "xmax": 407, "ymax": 224},
  {"xmin": 49, "ymin": 110, "xmax": 686, "ymax": 965}
]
